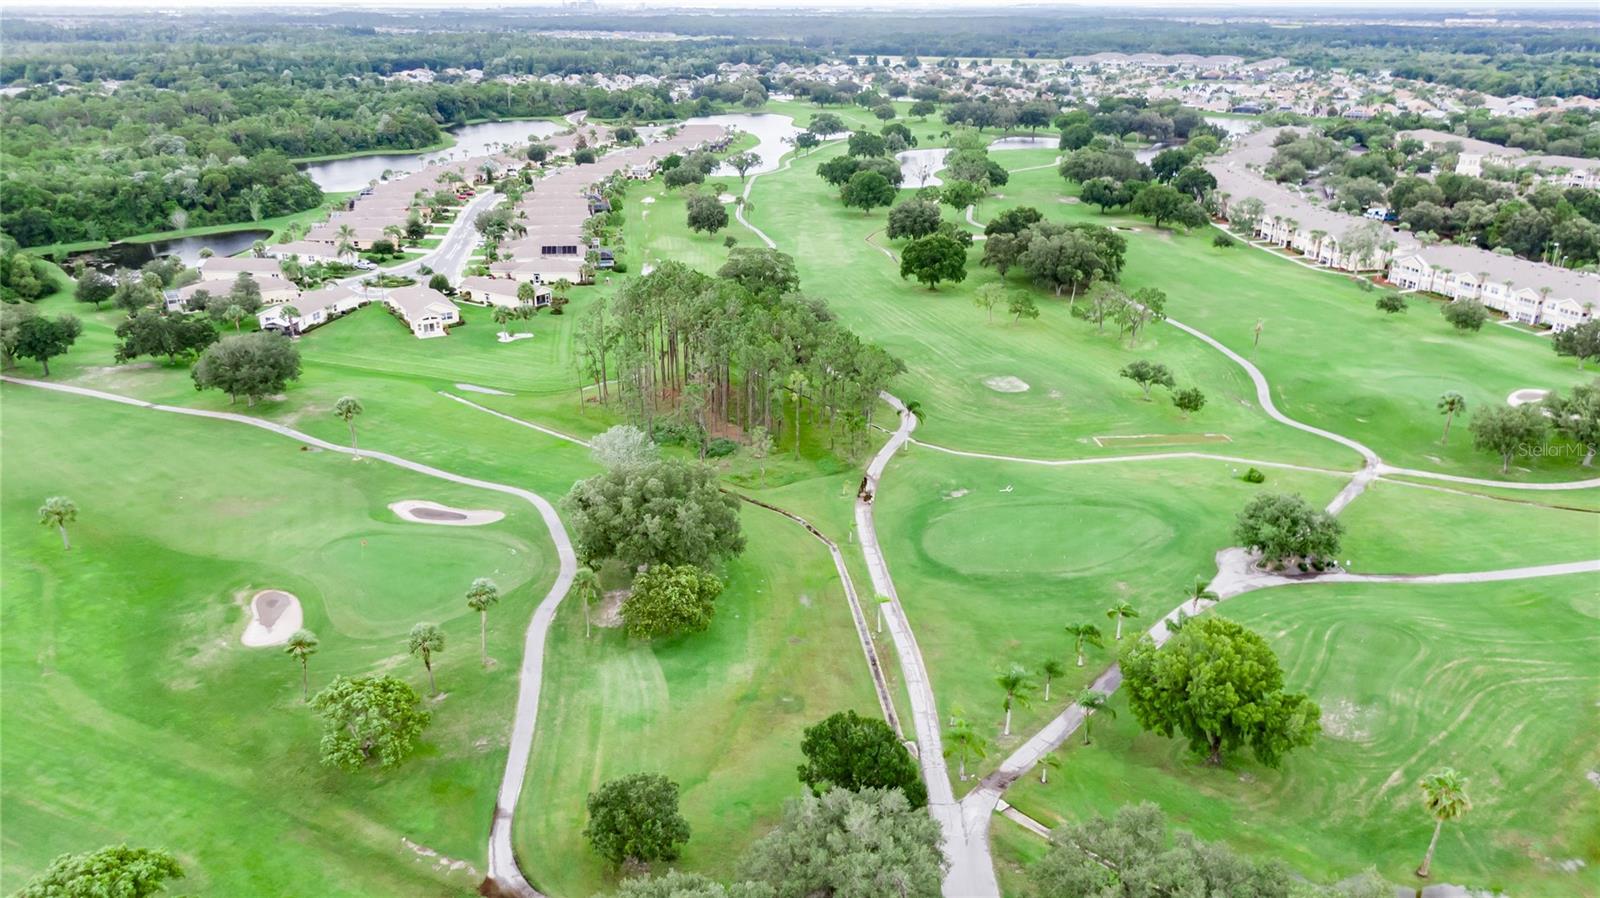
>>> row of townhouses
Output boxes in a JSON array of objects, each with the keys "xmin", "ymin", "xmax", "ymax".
[{"xmin": 1386, "ymin": 244, "xmax": 1597, "ymax": 333}]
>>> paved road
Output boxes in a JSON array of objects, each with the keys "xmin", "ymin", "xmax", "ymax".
[
  {"xmin": 1, "ymin": 375, "xmax": 572, "ymax": 898},
  {"xmin": 337, "ymin": 189, "xmax": 503, "ymax": 289}
]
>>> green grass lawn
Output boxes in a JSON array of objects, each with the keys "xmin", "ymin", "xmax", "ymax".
[
  {"xmin": 733, "ymin": 139, "xmax": 1352, "ymax": 471},
  {"xmin": 870, "ymin": 451, "xmax": 1346, "ymax": 787},
  {"xmin": 9, "ymin": 105, "xmax": 1597, "ymax": 898},
  {"xmin": 0, "ymin": 386, "xmax": 554, "ymax": 896},
  {"xmin": 1338, "ymin": 481, "xmax": 1600, "ymax": 574},
  {"xmin": 999, "ymin": 575, "xmax": 1600, "ymax": 898},
  {"xmin": 514, "ymin": 506, "xmax": 880, "ymax": 896}
]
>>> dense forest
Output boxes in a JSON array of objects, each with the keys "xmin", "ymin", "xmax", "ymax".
[
  {"xmin": 3, "ymin": 9, "xmax": 1596, "ymax": 248},
  {"xmin": 0, "ymin": 21, "xmax": 807, "ymax": 247}
]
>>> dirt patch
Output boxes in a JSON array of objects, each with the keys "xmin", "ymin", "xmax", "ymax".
[
  {"xmin": 401, "ymin": 837, "xmax": 480, "ymax": 880},
  {"xmin": 241, "ymin": 589, "xmax": 303, "ymax": 647},
  {"xmin": 592, "ymin": 589, "xmax": 628, "ymax": 628},
  {"xmin": 389, "ymin": 500, "xmax": 505, "ymax": 527},
  {"xmin": 1319, "ymin": 699, "xmax": 1375, "ymax": 743},
  {"xmin": 984, "ymin": 375, "xmax": 1030, "ymax": 393}
]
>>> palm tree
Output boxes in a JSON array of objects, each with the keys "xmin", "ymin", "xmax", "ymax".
[
  {"xmin": 492, "ymin": 305, "xmax": 513, "ymax": 328},
  {"xmin": 1037, "ymin": 751, "xmax": 1061, "ymax": 784},
  {"xmin": 285, "ymin": 629, "xmax": 319, "ymax": 701},
  {"xmin": 1039, "ymin": 659, "xmax": 1065, "ymax": 702},
  {"xmin": 1186, "ymin": 577, "xmax": 1218, "ymax": 613},
  {"xmin": 1077, "ymin": 688, "xmax": 1114, "ymax": 745},
  {"xmin": 1437, "ymin": 392, "xmax": 1466, "ymax": 445},
  {"xmin": 944, "ymin": 715, "xmax": 988, "ymax": 781},
  {"xmin": 996, "ymin": 664, "xmax": 1033, "ymax": 736},
  {"xmin": 465, "ymin": 578, "xmax": 500, "ymax": 667},
  {"xmin": 332, "ymin": 396, "xmax": 364, "ymax": 458},
  {"xmin": 336, "ymin": 224, "xmax": 357, "ymax": 261},
  {"xmin": 903, "ymin": 399, "xmax": 924, "ymax": 424},
  {"xmin": 250, "ymin": 239, "xmax": 266, "ymax": 258},
  {"xmin": 1416, "ymin": 768, "xmax": 1471, "ymax": 878},
  {"xmin": 1063, "ymin": 622, "xmax": 1103, "ymax": 667},
  {"xmin": 223, "ymin": 304, "xmax": 245, "ymax": 333},
  {"xmin": 384, "ymin": 224, "xmax": 405, "ymax": 250},
  {"xmin": 38, "ymin": 496, "xmax": 77, "ymax": 550},
  {"xmin": 572, "ymin": 567, "xmax": 601, "ymax": 638},
  {"xmin": 408, "ymin": 622, "xmax": 446, "ymax": 695},
  {"xmin": 1105, "ymin": 601, "xmax": 1139, "ymax": 640}
]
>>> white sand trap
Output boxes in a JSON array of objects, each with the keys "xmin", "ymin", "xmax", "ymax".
[
  {"xmin": 640, "ymin": 196, "xmax": 656, "ymax": 204},
  {"xmin": 718, "ymin": 193, "xmax": 737, "ymax": 204},
  {"xmin": 944, "ymin": 488, "xmax": 969, "ymax": 500},
  {"xmin": 497, "ymin": 332, "xmax": 534, "ymax": 343},
  {"xmin": 984, "ymin": 376, "xmax": 1030, "ymax": 393},
  {"xmin": 1508, "ymin": 388, "xmax": 1549, "ymax": 406},
  {"xmin": 241, "ymin": 590, "xmax": 303, "ymax": 647},
  {"xmin": 455, "ymin": 383, "xmax": 512, "ymax": 396},
  {"xmin": 390, "ymin": 500, "xmax": 505, "ymax": 527}
]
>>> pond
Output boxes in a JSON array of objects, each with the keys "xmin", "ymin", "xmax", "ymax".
[
  {"xmin": 1205, "ymin": 114, "xmax": 1258, "ymax": 138},
  {"xmin": 300, "ymin": 119, "xmax": 566, "ymax": 192},
  {"xmin": 897, "ymin": 135, "xmax": 1061, "ymax": 187},
  {"xmin": 70, "ymin": 228, "xmax": 273, "ymax": 271},
  {"xmin": 640, "ymin": 113, "xmax": 805, "ymax": 180}
]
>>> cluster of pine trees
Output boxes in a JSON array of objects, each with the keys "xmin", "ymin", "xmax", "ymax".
[{"xmin": 577, "ymin": 250, "xmax": 902, "ymax": 459}]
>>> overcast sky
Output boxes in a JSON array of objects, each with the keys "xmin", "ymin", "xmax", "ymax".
[{"xmin": 16, "ymin": 0, "xmax": 1600, "ymax": 10}]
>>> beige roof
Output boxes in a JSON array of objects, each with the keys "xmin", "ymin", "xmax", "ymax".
[
  {"xmin": 197, "ymin": 257, "xmax": 284, "ymax": 278},
  {"xmin": 1398, "ymin": 243, "xmax": 1600, "ymax": 301},
  {"xmin": 384, "ymin": 285, "xmax": 458, "ymax": 320}
]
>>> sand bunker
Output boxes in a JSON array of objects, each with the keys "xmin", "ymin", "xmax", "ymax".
[
  {"xmin": 455, "ymin": 383, "xmax": 512, "ymax": 396},
  {"xmin": 241, "ymin": 589, "xmax": 303, "ymax": 647},
  {"xmin": 718, "ymin": 193, "xmax": 737, "ymax": 204},
  {"xmin": 497, "ymin": 332, "xmax": 534, "ymax": 343},
  {"xmin": 390, "ymin": 500, "xmax": 505, "ymax": 527},
  {"xmin": 984, "ymin": 376, "xmax": 1030, "ymax": 393},
  {"xmin": 1507, "ymin": 388, "xmax": 1549, "ymax": 406},
  {"xmin": 640, "ymin": 196, "xmax": 656, "ymax": 204}
]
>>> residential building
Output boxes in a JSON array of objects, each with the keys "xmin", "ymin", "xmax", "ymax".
[
  {"xmin": 1386, "ymin": 244, "xmax": 1598, "ymax": 332},
  {"xmin": 382, "ymin": 285, "xmax": 460, "ymax": 338},
  {"xmin": 257, "ymin": 285, "xmax": 370, "ymax": 334},
  {"xmin": 458, "ymin": 275, "xmax": 550, "ymax": 309}
]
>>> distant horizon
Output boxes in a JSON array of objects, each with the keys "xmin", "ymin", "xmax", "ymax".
[{"xmin": 10, "ymin": 0, "xmax": 1600, "ymax": 12}]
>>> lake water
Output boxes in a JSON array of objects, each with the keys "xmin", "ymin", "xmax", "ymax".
[
  {"xmin": 898, "ymin": 135, "xmax": 1061, "ymax": 187},
  {"xmin": 301, "ymin": 119, "xmax": 565, "ymax": 191},
  {"xmin": 1205, "ymin": 114, "xmax": 1258, "ymax": 138},
  {"xmin": 641, "ymin": 112, "xmax": 805, "ymax": 179},
  {"xmin": 71, "ymin": 228, "xmax": 272, "ymax": 270}
]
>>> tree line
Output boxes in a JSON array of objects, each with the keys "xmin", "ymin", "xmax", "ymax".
[{"xmin": 576, "ymin": 251, "xmax": 903, "ymax": 460}]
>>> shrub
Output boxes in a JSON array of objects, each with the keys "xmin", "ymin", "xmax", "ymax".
[
  {"xmin": 1242, "ymin": 467, "xmax": 1266, "ymax": 483},
  {"xmin": 651, "ymin": 421, "xmax": 702, "ymax": 446},
  {"xmin": 1211, "ymin": 232, "xmax": 1235, "ymax": 248},
  {"xmin": 704, "ymin": 437, "xmax": 738, "ymax": 458}
]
